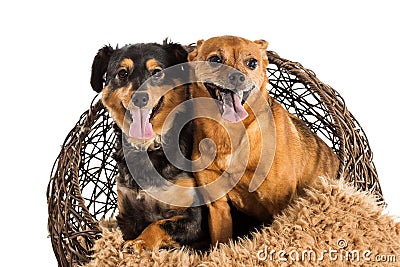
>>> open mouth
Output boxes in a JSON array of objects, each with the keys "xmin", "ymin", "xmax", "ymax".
[
  {"xmin": 204, "ymin": 82, "xmax": 251, "ymax": 123},
  {"xmin": 126, "ymin": 96, "xmax": 164, "ymax": 140}
]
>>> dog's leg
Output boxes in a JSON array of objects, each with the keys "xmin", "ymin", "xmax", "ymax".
[
  {"xmin": 208, "ymin": 197, "xmax": 232, "ymax": 245},
  {"xmin": 194, "ymin": 168, "xmax": 234, "ymax": 245},
  {"xmin": 121, "ymin": 217, "xmax": 181, "ymax": 254},
  {"xmin": 121, "ymin": 208, "xmax": 205, "ymax": 253}
]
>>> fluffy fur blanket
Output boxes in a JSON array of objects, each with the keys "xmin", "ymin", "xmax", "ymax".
[{"xmin": 83, "ymin": 177, "xmax": 399, "ymax": 266}]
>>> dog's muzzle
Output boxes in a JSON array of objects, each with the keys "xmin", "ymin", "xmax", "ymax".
[{"xmin": 204, "ymin": 81, "xmax": 253, "ymax": 123}]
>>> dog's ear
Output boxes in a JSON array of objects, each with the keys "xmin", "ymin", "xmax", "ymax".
[
  {"xmin": 188, "ymin": 39, "xmax": 204, "ymax": 61},
  {"xmin": 254, "ymin": 39, "xmax": 269, "ymax": 67},
  {"xmin": 254, "ymin": 39, "xmax": 269, "ymax": 50},
  {"xmin": 90, "ymin": 45, "xmax": 114, "ymax": 93},
  {"xmin": 163, "ymin": 39, "xmax": 188, "ymax": 64}
]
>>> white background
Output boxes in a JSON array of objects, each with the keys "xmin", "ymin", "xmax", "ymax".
[{"xmin": 0, "ymin": 1, "xmax": 398, "ymax": 266}]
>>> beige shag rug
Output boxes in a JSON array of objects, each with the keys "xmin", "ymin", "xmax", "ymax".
[{"xmin": 83, "ymin": 177, "xmax": 400, "ymax": 266}]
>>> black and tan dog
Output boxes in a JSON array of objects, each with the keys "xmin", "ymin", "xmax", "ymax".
[
  {"xmin": 90, "ymin": 40, "xmax": 209, "ymax": 253},
  {"xmin": 189, "ymin": 36, "xmax": 340, "ymax": 245}
]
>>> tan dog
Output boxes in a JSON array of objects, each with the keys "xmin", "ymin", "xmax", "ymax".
[{"xmin": 189, "ymin": 36, "xmax": 339, "ymax": 245}]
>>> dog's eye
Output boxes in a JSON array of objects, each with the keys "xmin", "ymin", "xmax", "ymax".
[
  {"xmin": 246, "ymin": 58, "xmax": 258, "ymax": 70},
  {"xmin": 117, "ymin": 69, "xmax": 128, "ymax": 79},
  {"xmin": 208, "ymin": 55, "xmax": 223, "ymax": 64},
  {"xmin": 151, "ymin": 69, "xmax": 164, "ymax": 79}
]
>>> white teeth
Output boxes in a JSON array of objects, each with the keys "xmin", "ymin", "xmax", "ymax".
[
  {"xmin": 216, "ymin": 89, "xmax": 221, "ymax": 101},
  {"xmin": 239, "ymin": 91, "xmax": 243, "ymax": 100}
]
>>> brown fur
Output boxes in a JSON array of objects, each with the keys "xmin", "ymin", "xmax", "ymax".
[
  {"xmin": 121, "ymin": 217, "xmax": 182, "ymax": 253},
  {"xmin": 145, "ymin": 58, "xmax": 161, "ymax": 71},
  {"xmin": 189, "ymin": 36, "xmax": 340, "ymax": 245},
  {"xmin": 102, "ymin": 85, "xmax": 132, "ymax": 136},
  {"xmin": 120, "ymin": 58, "xmax": 134, "ymax": 69}
]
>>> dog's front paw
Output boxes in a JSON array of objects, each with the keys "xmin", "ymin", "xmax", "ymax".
[{"xmin": 121, "ymin": 239, "xmax": 146, "ymax": 254}]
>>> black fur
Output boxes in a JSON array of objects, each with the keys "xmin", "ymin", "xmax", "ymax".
[
  {"xmin": 90, "ymin": 40, "xmax": 188, "ymax": 93},
  {"xmin": 115, "ymin": 111, "xmax": 194, "ymax": 189},
  {"xmin": 112, "ymin": 107, "xmax": 210, "ymax": 249},
  {"xmin": 90, "ymin": 45, "xmax": 114, "ymax": 92}
]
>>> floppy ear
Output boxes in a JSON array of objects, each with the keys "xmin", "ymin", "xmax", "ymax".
[
  {"xmin": 188, "ymin": 39, "xmax": 204, "ymax": 61},
  {"xmin": 162, "ymin": 39, "xmax": 188, "ymax": 64},
  {"xmin": 90, "ymin": 45, "xmax": 114, "ymax": 93}
]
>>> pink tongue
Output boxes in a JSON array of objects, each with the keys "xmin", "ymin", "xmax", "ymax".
[
  {"xmin": 129, "ymin": 109, "xmax": 154, "ymax": 140},
  {"xmin": 221, "ymin": 92, "xmax": 248, "ymax": 123}
]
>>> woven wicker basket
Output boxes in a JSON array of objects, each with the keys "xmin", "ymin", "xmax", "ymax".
[{"xmin": 47, "ymin": 51, "xmax": 384, "ymax": 267}]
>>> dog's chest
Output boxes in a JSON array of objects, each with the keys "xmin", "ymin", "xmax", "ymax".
[
  {"xmin": 118, "ymin": 186, "xmax": 180, "ymax": 219},
  {"xmin": 215, "ymin": 122, "xmax": 261, "ymax": 174},
  {"xmin": 118, "ymin": 175, "xmax": 196, "ymax": 210}
]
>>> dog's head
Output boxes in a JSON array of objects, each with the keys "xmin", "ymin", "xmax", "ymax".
[
  {"xmin": 188, "ymin": 36, "xmax": 269, "ymax": 123},
  {"xmin": 90, "ymin": 40, "xmax": 187, "ymax": 147}
]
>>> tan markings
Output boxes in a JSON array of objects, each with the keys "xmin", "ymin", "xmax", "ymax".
[
  {"xmin": 121, "ymin": 217, "xmax": 182, "ymax": 253},
  {"xmin": 101, "ymin": 85, "xmax": 131, "ymax": 135},
  {"xmin": 174, "ymin": 176, "xmax": 195, "ymax": 187},
  {"xmin": 146, "ymin": 175, "xmax": 196, "ymax": 208},
  {"xmin": 146, "ymin": 58, "xmax": 161, "ymax": 71},
  {"xmin": 150, "ymin": 85, "xmax": 187, "ymax": 135},
  {"xmin": 120, "ymin": 58, "xmax": 134, "ymax": 69}
]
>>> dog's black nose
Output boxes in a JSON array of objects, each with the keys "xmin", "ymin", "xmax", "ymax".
[
  {"xmin": 132, "ymin": 92, "xmax": 149, "ymax": 108},
  {"xmin": 228, "ymin": 72, "xmax": 246, "ymax": 84}
]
